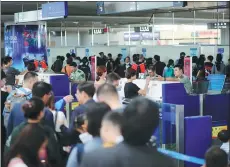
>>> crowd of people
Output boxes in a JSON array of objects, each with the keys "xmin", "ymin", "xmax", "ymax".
[{"xmin": 1, "ymin": 51, "xmax": 230, "ymax": 167}]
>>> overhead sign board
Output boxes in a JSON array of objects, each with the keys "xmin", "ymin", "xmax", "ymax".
[
  {"xmin": 134, "ymin": 26, "xmax": 152, "ymax": 32},
  {"xmin": 42, "ymin": 2, "xmax": 68, "ymax": 18},
  {"xmin": 89, "ymin": 29, "xmax": 104, "ymax": 34},
  {"xmin": 207, "ymin": 22, "xmax": 229, "ymax": 29}
]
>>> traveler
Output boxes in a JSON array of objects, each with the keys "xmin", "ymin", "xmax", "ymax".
[
  {"xmin": 225, "ymin": 59, "xmax": 230, "ymax": 80},
  {"xmin": 100, "ymin": 112, "xmax": 124, "ymax": 147},
  {"xmin": 70, "ymin": 62, "xmax": 86, "ymax": 83},
  {"xmin": 114, "ymin": 54, "xmax": 122, "ymax": 73},
  {"xmin": 69, "ymin": 82, "xmax": 95, "ymax": 130},
  {"xmin": 147, "ymin": 65, "xmax": 160, "ymax": 79},
  {"xmin": 106, "ymin": 53, "xmax": 115, "ymax": 73},
  {"xmin": 79, "ymin": 57, "xmax": 91, "ymax": 81},
  {"xmin": 117, "ymin": 57, "xmax": 132, "ymax": 78},
  {"xmin": 176, "ymin": 52, "xmax": 186, "ymax": 67},
  {"xmin": 62, "ymin": 57, "xmax": 73, "ymax": 76},
  {"xmin": 163, "ymin": 59, "xmax": 175, "ymax": 78},
  {"xmin": 3, "ymin": 56, "xmax": 27, "ymax": 86},
  {"xmin": 27, "ymin": 62, "xmax": 36, "ymax": 72},
  {"xmin": 217, "ymin": 130, "xmax": 229, "ymax": 154},
  {"xmin": 124, "ymin": 68, "xmax": 150, "ymax": 99},
  {"xmin": 5, "ymin": 97, "xmax": 61, "ymax": 166},
  {"xmin": 97, "ymin": 83, "xmax": 123, "ymax": 111},
  {"xmin": 204, "ymin": 146, "xmax": 228, "ymax": 167},
  {"xmin": 204, "ymin": 55, "xmax": 214, "ymax": 75},
  {"xmin": 80, "ymin": 97, "xmax": 176, "ymax": 167},
  {"xmin": 4, "ymin": 124, "xmax": 49, "ymax": 167},
  {"xmin": 212, "ymin": 54, "xmax": 226, "ymax": 74},
  {"xmin": 95, "ymin": 66, "xmax": 107, "ymax": 89},
  {"xmin": 153, "ymin": 55, "xmax": 166, "ymax": 76},
  {"xmin": 51, "ymin": 56, "xmax": 64, "ymax": 73}
]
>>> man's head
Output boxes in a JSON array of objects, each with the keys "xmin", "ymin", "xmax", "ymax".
[
  {"xmin": 126, "ymin": 68, "xmax": 136, "ymax": 80},
  {"xmin": 125, "ymin": 56, "xmax": 130, "ymax": 64},
  {"xmin": 174, "ymin": 65, "xmax": 183, "ymax": 78},
  {"xmin": 32, "ymin": 82, "xmax": 52, "ymax": 105},
  {"xmin": 27, "ymin": 62, "xmax": 36, "ymax": 72},
  {"xmin": 118, "ymin": 54, "xmax": 122, "ymax": 60},
  {"xmin": 108, "ymin": 53, "xmax": 112, "ymax": 59},
  {"xmin": 1, "ymin": 70, "xmax": 6, "ymax": 88},
  {"xmin": 23, "ymin": 72, "xmax": 39, "ymax": 90},
  {"xmin": 76, "ymin": 82, "xmax": 95, "ymax": 105},
  {"xmin": 148, "ymin": 65, "xmax": 156, "ymax": 77},
  {"xmin": 3, "ymin": 56, "xmax": 13, "ymax": 67},
  {"xmin": 70, "ymin": 62, "xmax": 77, "ymax": 72},
  {"xmin": 97, "ymin": 83, "xmax": 119, "ymax": 103},
  {"xmin": 101, "ymin": 112, "xmax": 124, "ymax": 144},
  {"xmin": 122, "ymin": 97, "xmax": 159, "ymax": 145},
  {"xmin": 204, "ymin": 146, "xmax": 228, "ymax": 167},
  {"xmin": 99, "ymin": 52, "xmax": 104, "ymax": 57},
  {"xmin": 180, "ymin": 52, "xmax": 186, "ymax": 58},
  {"xmin": 57, "ymin": 56, "xmax": 61, "ymax": 60},
  {"xmin": 106, "ymin": 72, "xmax": 121, "ymax": 87},
  {"xmin": 154, "ymin": 55, "xmax": 160, "ymax": 62}
]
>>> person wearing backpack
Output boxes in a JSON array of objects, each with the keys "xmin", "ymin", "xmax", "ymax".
[
  {"xmin": 51, "ymin": 56, "xmax": 63, "ymax": 73},
  {"xmin": 62, "ymin": 57, "xmax": 73, "ymax": 77},
  {"xmin": 163, "ymin": 59, "xmax": 175, "ymax": 78}
]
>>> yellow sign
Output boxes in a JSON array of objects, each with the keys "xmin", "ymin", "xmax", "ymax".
[{"xmin": 212, "ymin": 126, "xmax": 227, "ymax": 138}]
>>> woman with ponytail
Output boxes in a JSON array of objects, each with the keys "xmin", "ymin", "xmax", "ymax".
[
  {"xmin": 212, "ymin": 54, "xmax": 226, "ymax": 74},
  {"xmin": 95, "ymin": 66, "xmax": 107, "ymax": 89}
]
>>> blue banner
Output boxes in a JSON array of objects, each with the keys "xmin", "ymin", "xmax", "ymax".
[
  {"xmin": 85, "ymin": 48, "xmax": 89, "ymax": 57},
  {"xmin": 121, "ymin": 48, "xmax": 127, "ymax": 62},
  {"xmin": 142, "ymin": 48, "xmax": 146, "ymax": 57},
  {"xmin": 217, "ymin": 48, "xmax": 224, "ymax": 54},
  {"xmin": 96, "ymin": 2, "xmax": 105, "ymax": 14},
  {"xmin": 4, "ymin": 24, "xmax": 47, "ymax": 71},
  {"xmin": 190, "ymin": 48, "xmax": 198, "ymax": 57}
]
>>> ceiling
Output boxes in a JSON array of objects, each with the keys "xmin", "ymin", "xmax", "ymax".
[{"xmin": 1, "ymin": 1, "xmax": 229, "ymax": 30}]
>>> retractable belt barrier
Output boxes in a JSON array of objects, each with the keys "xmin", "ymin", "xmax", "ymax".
[{"xmin": 158, "ymin": 148, "xmax": 205, "ymax": 165}]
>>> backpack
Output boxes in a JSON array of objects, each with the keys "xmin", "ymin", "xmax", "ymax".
[
  {"xmin": 79, "ymin": 64, "xmax": 91, "ymax": 80},
  {"xmin": 51, "ymin": 61, "xmax": 56, "ymax": 72},
  {"xmin": 164, "ymin": 67, "xmax": 174, "ymax": 78},
  {"xmin": 6, "ymin": 88, "xmax": 32, "ymax": 112}
]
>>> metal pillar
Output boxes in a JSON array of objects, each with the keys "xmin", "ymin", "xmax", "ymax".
[
  {"xmin": 128, "ymin": 24, "xmax": 131, "ymax": 45},
  {"xmin": 77, "ymin": 29, "xmax": 80, "ymax": 46},
  {"xmin": 193, "ymin": 10, "xmax": 196, "ymax": 45},
  {"xmin": 172, "ymin": 12, "xmax": 175, "ymax": 45},
  {"xmin": 152, "ymin": 14, "xmax": 155, "ymax": 45}
]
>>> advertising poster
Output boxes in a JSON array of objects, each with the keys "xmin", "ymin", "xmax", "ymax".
[
  {"xmin": 189, "ymin": 48, "xmax": 198, "ymax": 57},
  {"xmin": 4, "ymin": 24, "xmax": 47, "ymax": 71},
  {"xmin": 85, "ymin": 48, "xmax": 90, "ymax": 57},
  {"xmin": 121, "ymin": 48, "xmax": 127, "ymax": 62}
]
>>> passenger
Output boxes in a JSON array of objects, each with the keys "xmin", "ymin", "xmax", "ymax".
[
  {"xmin": 176, "ymin": 52, "xmax": 186, "ymax": 67},
  {"xmin": 5, "ymin": 97, "xmax": 61, "ymax": 166},
  {"xmin": 5, "ymin": 124, "xmax": 49, "ymax": 167},
  {"xmin": 204, "ymin": 55, "xmax": 214, "ymax": 75},
  {"xmin": 79, "ymin": 57, "xmax": 91, "ymax": 81},
  {"xmin": 4, "ymin": 72, "xmax": 38, "ymax": 130},
  {"xmin": 106, "ymin": 72, "xmax": 121, "ymax": 88},
  {"xmin": 197, "ymin": 54, "xmax": 206, "ymax": 69},
  {"xmin": 212, "ymin": 53, "xmax": 226, "ymax": 74},
  {"xmin": 62, "ymin": 57, "xmax": 73, "ymax": 76},
  {"xmin": 163, "ymin": 59, "xmax": 174, "ymax": 78},
  {"xmin": 225, "ymin": 59, "xmax": 230, "ymax": 80},
  {"xmin": 3, "ymin": 56, "xmax": 27, "ymax": 86},
  {"xmin": 192, "ymin": 56, "xmax": 199, "ymax": 80},
  {"xmin": 124, "ymin": 68, "xmax": 150, "ymax": 99},
  {"xmin": 80, "ymin": 97, "xmax": 176, "ymax": 167},
  {"xmin": 204, "ymin": 146, "xmax": 228, "ymax": 167},
  {"xmin": 158, "ymin": 65, "xmax": 193, "ymax": 94},
  {"xmin": 66, "ymin": 102, "xmax": 110, "ymax": 167},
  {"xmin": 217, "ymin": 130, "xmax": 229, "ymax": 154},
  {"xmin": 47, "ymin": 92, "xmax": 68, "ymax": 133},
  {"xmin": 116, "ymin": 56, "xmax": 131, "ymax": 78},
  {"xmin": 68, "ymin": 82, "xmax": 95, "ymax": 131},
  {"xmin": 27, "ymin": 62, "xmax": 36, "ymax": 72},
  {"xmin": 106, "ymin": 53, "xmax": 115, "ymax": 73},
  {"xmin": 97, "ymin": 83, "xmax": 123, "ymax": 111},
  {"xmin": 101, "ymin": 112, "xmax": 124, "ymax": 147},
  {"xmin": 51, "ymin": 56, "xmax": 64, "ymax": 73},
  {"xmin": 147, "ymin": 65, "xmax": 159, "ymax": 79},
  {"xmin": 69, "ymin": 62, "xmax": 86, "ymax": 83},
  {"xmin": 95, "ymin": 66, "xmax": 107, "ymax": 89},
  {"xmin": 153, "ymin": 55, "xmax": 166, "ymax": 76}
]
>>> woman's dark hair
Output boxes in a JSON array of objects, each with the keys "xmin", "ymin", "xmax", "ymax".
[
  {"xmin": 197, "ymin": 55, "xmax": 206, "ymax": 69},
  {"xmin": 180, "ymin": 52, "xmax": 186, "ymax": 58},
  {"xmin": 82, "ymin": 57, "xmax": 88, "ymax": 64},
  {"xmin": 217, "ymin": 130, "xmax": 229, "ymax": 143},
  {"xmin": 96, "ymin": 66, "xmax": 107, "ymax": 81},
  {"xmin": 66, "ymin": 57, "xmax": 73, "ymax": 65},
  {"xmin": 74, "ymin": 114, "xmax": 86, "ymax": 129},
  {"xmin": 22, "ymin": 97, "xmax": 44, "ymax": 119},
  {"xmin": 215, "ymin": 53, "xmax": 223, "ymax": 71},
  {"xmin": 5, "ymin": 124, "xmax": 48, "ymax": 167},
  {"xmin": 32, "ymin": 82, "xmax": 52, "ymax": 98},
  {"xmin": 124, "ymin": 56, "xmax": 130, "ymax": 62},
  {"xmin": 56, "ymin": 56, "xmax": 61, "ymax": 60},
  {"xmin": 125, "ymin": 68, "xmax": 136, "ymax": 79},
  {"xmin": 46, "ymin": 92, "xmax": 55, "ymax": 110},
  {"xmin": 3, "ymin": 56, "xmax": 12, "ymax": 65},
  {"xmin": 71, "ymin": 53, "xmax": 76, "ymax": 58},
  {"xmin": 207, "ymin": 55, "xmax": 213, "ymax": 62},
  {"xmin": 154, "ymin": 55, "xmax": 160, "ymax": 62},
  {"xmin": 27, "ymin": 62, "xmax": 36, "ymax": 72},
  {"xmin": 122, "ymin": 97, "xmax": 159, "ymax": 145},
  {"xmin": 85, "ymin": 102, "xmax": 111, "ymax": 137},
  {"xmin": 60, "ymin": 56, "xmax": 65, "ymax": 61},
  {"xmin": 66, "ymin": 53, "xmax": 71, "ymax": 59},
  {"xmin": 167, "ymin": 59, "xmax": 174, "ymax": 68}
]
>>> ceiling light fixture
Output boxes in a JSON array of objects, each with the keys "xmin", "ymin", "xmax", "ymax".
[{"xmin": 73, "ymin": 22, "xmax": 79, "ymax": 24}]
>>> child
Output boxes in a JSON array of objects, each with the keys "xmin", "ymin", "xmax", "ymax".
[
  {"xmin": 218, "ymin": 130, "xmax": 230, "ymax": 154},
  {"xmin": 100, "ymin": 112, "xmax": 124, "ymax": 147}
]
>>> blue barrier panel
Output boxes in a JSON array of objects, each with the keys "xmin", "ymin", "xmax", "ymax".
[
  {"xmin": 184, "ymin": 116, "xmax": 212, "ymax": 167},
  {"xmin": 161, "ymin": 103, "xmax": 176, "ymax": 144},
  {"xmin": 207, "ymin": 74, "xmax": 226, "ymax": 91},
  {"xmin": 50, "ymin": 75, "xmax": 69, "ymax": 96}
]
